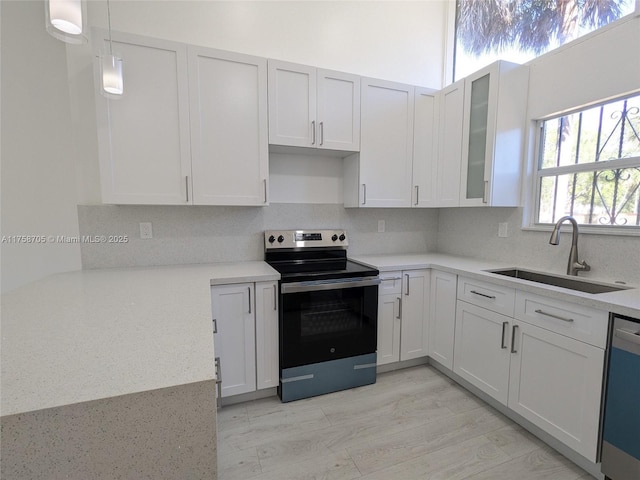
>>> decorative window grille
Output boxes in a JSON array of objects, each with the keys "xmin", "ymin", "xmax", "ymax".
[{"xmin": 535, "ymin": 94, "xmax": 640, "ymax": 228}]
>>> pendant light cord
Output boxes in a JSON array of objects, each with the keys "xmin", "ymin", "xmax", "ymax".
[{"xmin": 107, "ymin": 0, "xmax": 113, "ymax": 55}]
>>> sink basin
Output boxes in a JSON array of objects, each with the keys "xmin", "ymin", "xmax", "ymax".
[{"xmin": 486, "ymin": 268, "xmax": 631, "ymax": 294}]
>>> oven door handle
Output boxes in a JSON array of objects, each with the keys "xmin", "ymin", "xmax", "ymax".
[{"xmin": 281, "ymin": 277, "xmax": 380, "ymax": 294}]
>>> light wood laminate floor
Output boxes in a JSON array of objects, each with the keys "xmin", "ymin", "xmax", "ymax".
[{"xmin": 217, "ymin": 365, "xmax": 595, "ymax": 480}]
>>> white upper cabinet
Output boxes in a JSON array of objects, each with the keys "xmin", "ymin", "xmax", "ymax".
[
  {"xmin": 317, "ymin": 70, "xmax": 361, "ymax": 151},
  {"xmin": 459, "ymin": 61, "xmax": 529, "ymax": 206},
  {"xmin": 94, "ymin": 31, "xmax": 269, "ymax": 206},
  {"xmin": 188, "ymin": 47, "xmax": 268, "ymax": 205},
  {"xmin": 412, "ymin": 88, "xmax": 439, "ymax": 207},
  {"xmin": 94, "ymin": 30, "xmax": 191, "ymax": 205},
  {"xmin": 435, "ymin": 79, "xmax": 464, "ymax": 207},
  {"xmin": 268, "ymin": 60, "xmax": 360, "ymax": 152},
  {"xmin": 347, "ymin": 78, "xmax": 415, "ymax": 207}
]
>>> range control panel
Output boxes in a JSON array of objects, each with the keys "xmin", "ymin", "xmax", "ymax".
[{"xmin": 264, "ymin": 229, "xmax": 348, "ymax": 250}]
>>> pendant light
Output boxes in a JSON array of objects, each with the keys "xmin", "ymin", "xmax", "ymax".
[
  {"xmin": 45, "ymin": 0, "xmax": 88, "ymax": 44},
  {"xmin": 100, "ymin": 0, "xmax": 124, "ymax": 98}
]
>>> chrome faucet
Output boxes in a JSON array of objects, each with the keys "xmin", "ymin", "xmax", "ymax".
[{"xmin": 549, "ymin": 216, "xmax": 591, "ymax": 276}]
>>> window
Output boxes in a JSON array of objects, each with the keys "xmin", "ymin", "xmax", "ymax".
[
  {"xmin": 535, "ymin": 94, "xmax": 640, "ymax": 229},
  {"xmin": 454, "ymin": 0, "xmax": 638, "ymax": 80}
]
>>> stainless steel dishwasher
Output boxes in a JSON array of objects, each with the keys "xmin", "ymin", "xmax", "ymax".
[{"xmin": 601, "ymin": 314, "xmax": 640, "ymax": 480}]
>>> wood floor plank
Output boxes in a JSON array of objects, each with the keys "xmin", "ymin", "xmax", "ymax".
[
  {"xmin": 459, "ymin": 445, "xmax": 587, "ymax": 480},
  {"xmin": 356, "ymin": 434, "xmax": 512, "ymax": 480},
  {"xmin": 217, "ymin": 365, "xmax": 591, "ymax": 480},
  {"xmin": 347, "ymin": 407, "xmax": 510, "ymax": 475}
]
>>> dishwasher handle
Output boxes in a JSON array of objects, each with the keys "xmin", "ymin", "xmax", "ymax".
[
  {"xmin": 615, "ymin": 328, "xmax": 640, "ymax": 345},
  {"xmin": 611, "ymin": 315, "xmax": 640, "ymax": 354}
]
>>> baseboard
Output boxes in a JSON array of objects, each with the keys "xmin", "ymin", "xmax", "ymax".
[{"xmin": 376, "ymin": 356, "xmax": 429, "ymax": 374}]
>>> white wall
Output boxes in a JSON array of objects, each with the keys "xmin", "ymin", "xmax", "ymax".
[{"xmin": 0, "ymin": 1, "xmax": 82, "ymax": 293}]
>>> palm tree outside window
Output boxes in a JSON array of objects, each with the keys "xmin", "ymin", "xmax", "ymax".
[{"xmin": 454, "ymin": 0, "xmax": 637, "ymax": 80}]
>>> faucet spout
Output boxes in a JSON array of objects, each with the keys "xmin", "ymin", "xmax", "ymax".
[{"xmin": 549, "ymin": 216, "xmax": 591, "ymax": 276}]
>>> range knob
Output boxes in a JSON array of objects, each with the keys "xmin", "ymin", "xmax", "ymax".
[
  {"xmin": 277, "ymin": 235, "xmax": 284, "ymax": 243},
  {"xmin": 339, "ymin": 233, "xmax": 346, "ymax": 241},
  {"xmin": 268, "ymin": 235, "xmax": 276, "ymax": 243},
  {"xmin": 331, "ymin": 234, "xmax": 338, "ymax": 241}
]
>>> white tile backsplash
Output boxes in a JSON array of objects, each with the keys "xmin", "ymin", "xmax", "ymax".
[
  {"xmin": 78, "ymin": 204, "xmax": 439, "ymax": 269},
  {"xmin": 78, "ymin": 204, "xmax": 638, "ymax": 287},
  {"xmin": 437, "ymin": 207, "xmax": 640, "ymax": 286}
]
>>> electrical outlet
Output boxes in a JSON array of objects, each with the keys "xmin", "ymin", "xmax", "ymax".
[
  {"xmin": 498, "ymin": 222, "xmax": 509, "ymax": 238},
  {"xmin": 378, "ymin": 220, "xmax": 385, "ymax": 233},
  {"xmin": 139, "ymin": 222, "xmax": 153, "ymax": 239}
]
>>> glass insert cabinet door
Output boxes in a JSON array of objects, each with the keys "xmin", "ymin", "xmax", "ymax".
[
  {"xmin": 466, "ymin": 73, "xmax": 490, "ymax": 201},
  {"xmin": 459, "ymin": 60, "xmax": 528, "ymax": 207}
]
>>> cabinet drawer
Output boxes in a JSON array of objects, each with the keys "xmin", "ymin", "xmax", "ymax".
[
  {"xmin": 514, "ymin": 291, "xmax": 608, "ymax": 348},
  {"xmin": 379, "ymin": 271, "xmax": 403, "ymax": 295},
  {"xmin": 457, "ymin": 276, "xmax": 515, "ymax": 317}
]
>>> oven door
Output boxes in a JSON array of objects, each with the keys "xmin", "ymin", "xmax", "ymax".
[{"xmin": 280, "ymin": 277, "xmax": 379, "ymax": 369}]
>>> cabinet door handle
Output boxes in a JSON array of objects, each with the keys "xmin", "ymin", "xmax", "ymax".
[
  {"xmin": 415, "ymin": 185, "xmax": 419, "ymax": 205},
  {"xmin": 534, "ymin": 309, "xmax": 574, "ymax": 323},
  {"xmin": 185, "ymin": 176, "xmax": 190, "ymax": 203},
  {"xmin": 311, "ymin": 120, "xmax": 316, "ymax": 145},
  {"xmin": 511, "ymin": 325, "xmax": 518, "ymax": 353},
  {"xmin": 483, "ymin": 180, "xmax": 489, "ymax": 204},
  {"xmin": 320, "ymin": 121, "xmax": 324, "ymax": 145},
  {"xmin": 405, "ymin": 274, "xmax": 410, "ymax": 296},
  {"xmin": 214, "ymin": 357, "xmax": 222, "ymax": 407},
  {"xmin": 470, "ymin": 290, "xmax": 496, "ymax": 300},
  {"xmin": 396, "ymin": 297, "xmax": 402, "ymax": 319},
  {"xmin": 212, "ymin": 318, "xmax": 218, "ymax": 334},
  {"xmin": 273, "ymin": 284, "xmax": 277, "ymax": 311},
  {"xmin": 362, "ymin": 184, "xmax": 367, "ymax": 205},
  {"xmin": 248, "ymin": 287, "xmax": 252, "ymax": 314},
  {"xmin": 501, "ymin": 321, "xmax": 508, "ymax": 349},
  {"xmin": 214, "ymin": 357, "xmax": 222, "ymax": 384}
]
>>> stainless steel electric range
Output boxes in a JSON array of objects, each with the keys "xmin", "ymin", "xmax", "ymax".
[{"xmin": 264, "ymin": 229, "xmax": 380, "ymax": 402}]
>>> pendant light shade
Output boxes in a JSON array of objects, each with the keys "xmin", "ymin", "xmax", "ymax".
[
  {"xmin": 101, "ymin": 54, "xmax": 124, "ymax": 96},
  {"xmin": 99, "ymin": 0, "xmax": 124, "ymax": 98},
  {"xmin": 45, "ymin": 0, "xmax": 87, "ymax": 44}
]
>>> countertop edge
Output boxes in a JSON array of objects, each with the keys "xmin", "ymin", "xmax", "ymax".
[{"xmin": 351, "ymin": 253, "xmax": 640, "ymax": 318}]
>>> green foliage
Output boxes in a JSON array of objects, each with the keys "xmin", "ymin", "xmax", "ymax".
[{"xmin": 457, "ymin": 0, "xmax": 629, "ymax": 56}]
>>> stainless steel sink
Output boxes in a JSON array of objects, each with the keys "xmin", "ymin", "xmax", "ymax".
[{"xmin": 486, "ymin": 268, "xmax": 631, "ymax": 294}]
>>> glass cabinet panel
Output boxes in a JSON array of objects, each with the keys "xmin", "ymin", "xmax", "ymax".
[{"xmin": 466, "ymin": 73, "xmax": 490, "ymax": 199}]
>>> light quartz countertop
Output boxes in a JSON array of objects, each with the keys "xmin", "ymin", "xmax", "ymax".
[
  {"xmin": 1, "ymin": 261, "xmax": 279, "ymax": 417},
  {"xmin": 352, "ymin": 253, "xmax": 640, "ymax": 318}
]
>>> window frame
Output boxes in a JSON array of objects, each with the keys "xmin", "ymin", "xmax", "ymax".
[{"xmin": 526, "ymin": 93, "xmax": 640, "ymax": 237}]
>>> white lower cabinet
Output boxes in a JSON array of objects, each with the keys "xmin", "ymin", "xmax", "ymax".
[
  {"xmin": 452, "ymin": 277, "xmax": 606, "ymax": 462},
  {"xmin": 428, "ymin": 270, "xmax": 457, "ymax": 369},
  {"xmin": 508, "ymin": 320, "xmax": 604, "ymax": 461},
  {"xmin": 211, "ymin": 281, "xmax": 278, "ymax": 398},
  {"xmin": 377, "ymin": 270, "xmax": 429, "ymax": 365},
  {"xmin": 453, "ymin": 300, "xmax": 511, "ymax": 404},
  {"xmin": 255, "ymin": 281, "xmax": 279, "ymax": 390}
]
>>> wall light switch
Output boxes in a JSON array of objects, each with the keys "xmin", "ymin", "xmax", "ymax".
[
  {"xmin": 139, "ymin": 222, "xmax": 153, "ymax": 239},
  {"xmin": 378, "ymin": 220, "xmax": 385, "ymax": 233},
  {"xmin": 498, "ymin": 222, "xmax": 509, "ymax": 238}
]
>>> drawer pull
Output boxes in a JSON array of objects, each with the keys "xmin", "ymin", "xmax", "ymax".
[
  {"xmin": 470, "ymin": 290, "xmax": 496, "ymax": 300},
  {"xmin": 501, "ymin": 321, "xmax": 508, "ymax": 349},
  {"xmin": 534, "ymin": 309, "xmax": 574, "ymax": 323},
  {"xmin": 212, "ymin": 318, "xmax": 218, "ymax": 334}
]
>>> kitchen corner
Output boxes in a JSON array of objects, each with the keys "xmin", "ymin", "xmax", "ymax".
[{"xmin": 0, "ymin": 262, "xmax": 278, "ymax": 479}]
